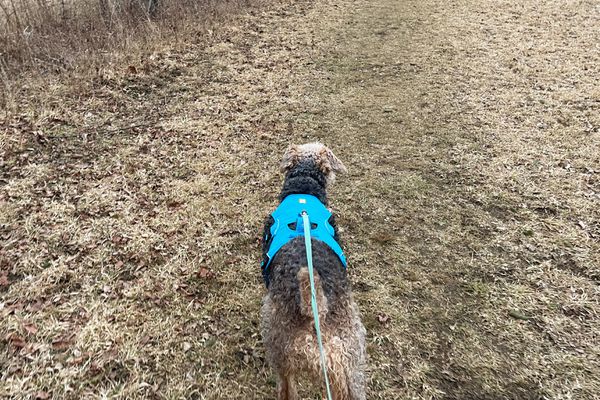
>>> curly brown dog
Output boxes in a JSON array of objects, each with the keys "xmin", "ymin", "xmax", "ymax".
[{"xmin": 260, "ymin": 143, "xmax": 367, "ymax": 400}]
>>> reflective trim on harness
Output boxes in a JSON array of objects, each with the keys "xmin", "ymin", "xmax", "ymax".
[{"xmin": 261, "ymin": 194, "xmax": 347, "ymax": 285}]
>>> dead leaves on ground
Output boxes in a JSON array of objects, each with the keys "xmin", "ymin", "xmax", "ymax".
[
  {"xmin": 197, "ymin": 267, "xmax": 214, "ymax": 279},
  {"xmin": 23, "ymin": 323, "xmax": 38, "ymax": 335},
  {"xmin": 52, "ymin": 333, "xmax": 75, "ymax": 351},
  {"xmin": 5, "ymin": 332, "xmax": 27, "ymax": 349},
  {"xmin": 0, "ymin": 271, "xmax": 10, "ymax": 288},
  {"xmin": 370, "ymin": 231, "xmax": 395, "ymax": 245},
  {"xmin": 377, "ymin": 313, "xmax": 391, "ymax": 326},
  {"xmin": 34, "ymin": 391, "xmax": 50, "ymax": 400}
]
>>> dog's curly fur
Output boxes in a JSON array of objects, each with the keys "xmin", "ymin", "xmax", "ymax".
[{"xmin": 261, "ymin": 143, "xmax": 367, "ymax": 400}]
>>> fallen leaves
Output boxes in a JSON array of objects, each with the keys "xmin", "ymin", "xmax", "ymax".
[
  {"xmin": 377, "ymin": 313, "xmax": 390, "ymax": 325},
  {"xmin": 5, "ymin": 333, "xmax": 27, "ymax": 349},
  {"xmin": 52, "ymin": 333, "xmax": 75, "ymax": 351},
  {"xmin": 370, "ymin": 231, "xmax": 395, "ymax": 245},
  {"xmin": 0, "ymin": 271, "xmax": 9, "ymax": 287},
  {"xmin": 197, "ymin": 267, "xmax": 214, "ymax": 279},
  {"xmin": 26, "ymin": 301, "xmax": 45, "ymax": 312},
  {"xmin": 508, "ymin": 310, "xmax": 532, "ymax": 321},
  {"xmin": 167, "ymin": 200, "xmax": 185, "ymax": 209},
  {"xmin": 34, "ymin": 391, "xmax": 50, "ymax": 400},
  {"xmin": 68, "ymin": 352, "xmax": 92, "ymax": 366},
  {"xmin": 225, "ymin": 256, "xmax": 242, "ymax": 266},
  {"xmin": 23, "ymin": 323, "xmax": 38, "ymax": 335}
]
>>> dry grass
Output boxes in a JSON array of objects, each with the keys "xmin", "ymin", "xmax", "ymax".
[
  {"xmin": 0, "ymin": 0, "xmax": 264, "ymax": 107},
  {"xmin": 1, "ymin": 0, "xmax": 599, "ymax": 398}
]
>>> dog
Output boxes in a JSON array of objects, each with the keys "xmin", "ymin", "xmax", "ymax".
[{"xmin": 260, "ymin": 143, "xmax": 367, "ymax": 400}]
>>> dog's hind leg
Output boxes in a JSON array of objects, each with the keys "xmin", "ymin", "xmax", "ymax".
[
  {"xmin": 328, "ymin": 373, "xmax": 350, "ymax": 400},
  {"xmin": 346, "ymin": 369, "xmax": 366, "ymax": 400},
  {"xmin": 325, "ymin": 338, "xmax": 366, "ymax": 400},
  {"xmin": 323, "ymin": 355, "xmax": 349, "ymax": 400},
  {"xmin": 277, "ymin": 371, "xmax": 298, "ymax": 400},
  {"xmin": 327, "ymin": 371, "xmax": 365, "ymax": 400}
]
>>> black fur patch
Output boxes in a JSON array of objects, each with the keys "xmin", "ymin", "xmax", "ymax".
[{"xmin": 278, "ymin": 159, "xmax": 328, "ymax": 204}]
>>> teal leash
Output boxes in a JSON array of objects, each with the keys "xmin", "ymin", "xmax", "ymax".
[{"xmin": 301, "ymin": 211, "xmax": 333, "ymax": 400}]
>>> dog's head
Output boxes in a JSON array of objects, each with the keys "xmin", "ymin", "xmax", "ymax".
[{"xmin": 280, "ymin": 142, "xmax": 347, "ymax": 184}]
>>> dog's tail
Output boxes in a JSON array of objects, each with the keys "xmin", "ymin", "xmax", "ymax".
[{"xmin": 297, "ymin": 267, "xmax": 328, "ymax": 319}]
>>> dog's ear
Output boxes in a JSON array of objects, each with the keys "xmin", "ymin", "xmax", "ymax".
[
  {"xmin": 319, "ymin": 147, "xmax": 347, "ymax": 175},
  {"xmin": 280, "ymin": 145, "xmax": 300, "ymax": 173}
]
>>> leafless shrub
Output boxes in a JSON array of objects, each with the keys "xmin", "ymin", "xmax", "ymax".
[{"xmin": 0, "ymin": 0, "xmax": 256, "ymax": 76}]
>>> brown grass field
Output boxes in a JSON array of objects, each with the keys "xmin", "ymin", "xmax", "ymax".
[
  {"xmin": 1, "ymin": 0, "xmax": 599, "ymax": 398},
  {"xmin": 0, "ymin": 0, "xmax": 261, "ymax": 76}
]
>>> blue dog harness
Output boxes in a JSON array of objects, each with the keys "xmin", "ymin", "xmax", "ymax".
[{"xmin": 261, "ymin": 194, "xmax": 347, "ymax": 285}]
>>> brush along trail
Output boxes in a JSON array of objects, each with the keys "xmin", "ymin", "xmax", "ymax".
[{"xmin": 1, "ymin": 0, "xmax": 599, "ymax": 398}]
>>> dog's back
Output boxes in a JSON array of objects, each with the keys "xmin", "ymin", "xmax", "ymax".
[{"xmin": 268, "ymin": 237, "xmax": 348, "ymax": 309}]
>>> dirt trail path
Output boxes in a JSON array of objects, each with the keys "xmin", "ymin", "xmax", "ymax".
[
  {"xmin": 2, "ymin": 0, "xmax": 599, "ymax": 398},
  {"xmin": 296, "ymin": 0, "xmax": 600, "ymax": 398}
]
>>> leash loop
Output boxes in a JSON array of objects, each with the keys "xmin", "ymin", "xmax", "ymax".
[{"xmin": 301, "ymin": 211, "xmax": 333, "ymax": 400}]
